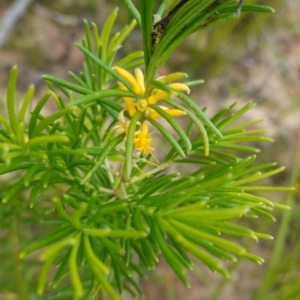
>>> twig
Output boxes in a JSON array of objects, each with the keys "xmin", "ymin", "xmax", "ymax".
[{"xmin": 0, "ymin": 0, "xmax": 34, "ymax": 49}]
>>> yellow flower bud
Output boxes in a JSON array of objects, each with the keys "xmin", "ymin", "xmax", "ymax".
[
  {"xmin": 148, "ymin": 91, "xmax": 170, "ymax": 105},
  {"xmin": 114, "ymin": 66, "xmax": 143, "ymax": 95},
  {"xmin": 117, "ymin": 81, "xmax": 128, "ymax": 91},
  {"xmin": 147, "ymin": 106, "xmax": 186, "ymax": 119},
  {"xmin": 124, "ymin": 98, "xmax": 137, "ymax": 117},
  {"xmin": 157, "ymin": 72, "xmax": 188, "ymax": 83},
  {"xmin": 134, "ymin": 68, "xmax": 145, "ymax": 94},
  {"xmin": 168, "ymin": 83, "xmax": 190, "ymax": 94}
]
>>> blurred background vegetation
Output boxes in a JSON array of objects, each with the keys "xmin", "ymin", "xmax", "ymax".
[{"xmin": 0, "ymin": 0, "xmax": 299, "ymax": 299}]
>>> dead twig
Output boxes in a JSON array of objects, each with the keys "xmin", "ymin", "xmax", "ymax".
[{"xmin": 0, "ymin": 0, "xmax": 34, "ymax": 49}]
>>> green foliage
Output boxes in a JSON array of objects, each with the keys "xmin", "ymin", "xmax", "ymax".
[{"xmin": 0, "ymin": 0, "xmax": 291, "ymax": 299}]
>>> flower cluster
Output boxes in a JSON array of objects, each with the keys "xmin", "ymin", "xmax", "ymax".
[{"xmin": 114, "ymin": 66, "xmax": 190, "ymax": 156}]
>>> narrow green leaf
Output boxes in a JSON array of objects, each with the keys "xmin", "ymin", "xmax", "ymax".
[
  {"xmin": 23, "ymin": 164, "xmax": 45, "ymax": 186},
  {"xmin": 149, "ymin": 104, "xmax": 192, "ymax": 153},
  {"xmin": 112, "ymin": 258, "xmax": 123, "ymax": 294},
  {"xmin": 52, "ymin": 249, "xmax": 71, "ymax": 288},
  {"xmin": 169, "ymin": 219, "xmax": 246, "ymax": 255},
  {"xmin": 38, "ymin": 238, "xmax": 76, "ymax": 294},
  {"xmin": 137, "ymin": 173, "xmax": 179, "ymax": 204},
  {"xmin": 210, "ymin": 143, "xmax": 260, "ymax": 153},
  {"xmin": 68, "ymin": 71, "xmax": 88, "ymax": 88},
  {"xmin": 20, "ymin": 225, "xmax": 75, "ymax": 258},
  {"xmin": 185, "ymin": 79, "xmax": 205, "ymax": 86},
  {"xmin": 83, "ymin": 227, "xmax": 147, "ymax": 238},
  {"xmin": 0, "ymin": 114, "xmax": 12, "ymax": 134},
  {"xmin": 177, "ymin": 92, "xmax": 222, "ymax": 137},
  {"xmin": 2, "ymin": 177, "xmax": 24, "ymax": 203},
  {"xmin": 140, "ymin": 0, "xmax": 154, "ymax": 71},
  {"xmin": 130, "ymin": 240, "xmax": 151, "ymax": 268},
  {"xmin": 195, "ymin": 238, "xmax": 237, "ymax": 262},
  {"xmin": 101, "ymin": 237, "xmax": 124, "ymax": 255},
  {"xmin": 168, "ymin": 235, "xmax": 193, "ymax": 269},
  {"xmin": 16, "ymin": 122, "xmax": 25, "ymax": 146},
  {"xmin": 47, "ymin": 149, "xmax": 86, "ymax": 157},
  {"xmin": 42, "ymin": 75, "xmax": 92, "ymax": 95},
  {"xmin": 255, "ymin": 233, "xmax": 274, "ymax": 240},
  {"xmin": 2, "ymin": 151, "xmax": 26, "ymax": 163},
  {"xmin": 29, "ymin": 183, "xmax": 42, "ymax": 208},
  {"xmin": 53, "ymin": 197, "xmax": 73, "ymax": 223},
  {"xmin": 27, "ymin": 135, "xmax": 70, "ymax": 146},
  {"xmin": 88, "ymin": 200, "xmax": 128, "ymax": 222},
  {"xmin": 229, "ymin": 167, "xmax": 285, "ymax": 187},
  {"xmin": 81, "ymin": 134, "xmax": 125, "ymax": 184},
  {"xmin": 218, "ymin": 4, "xmax": 275, "ymax": 14},
  {"xmin": 84, "ymin": 235, "xmax": 120, "ymax": 300},
  {"xmin": 69, "ymin": 232, "xmax": 83, "ymax": 297},
  {"xmin": 159, "ymin": 217, "xmax": 229, "ymax": 278},
  {"xmin": 217, "ymin": 101, "xmax": 255, "ymax": 130},
  {"xmin": 31, "ymin": 107, "xmax": 75, "ymax": 138},
  {"xmin": 234, "ymin": 193, "xmax": 273, "ymax": 207},
  {"xmin": 121, "ymin": 58, "xmax": 145, "ymax": 70},
  {"xmin": 156, "ymin": 0, "xmax": 168, "ymax": 16},
  {"xmin": 68, "ymin": 89, "xmax": 133, "ymax": 108},
  {"xmin": 37, "ymin": 255, "xmax": 57, "ymax": 295},
  {"xmin": 162, "ymin": 98, "xmax": 210, "ymax": 155},
  {"xmin": 127, "ymin": 276, "xmax": 144, "ymax": 297},
  {"xmin": 83, "ymin": 20, "xmax": 93, "ymax": 53},
  {"xmin": 251, "ymin": 207, "xmax": 276, "ymax": 221},
  {"xmin": 153, "ymin": 177, "xmax": 197, "ymax": 210},
  {"xmin": 28, "ymin": 92, "xmax": 52, "ymax": 137},
  {"xmin": 220, "ymin": 135, "xmax": 273, "ymax": 143},
  {"xmin": 0, "ymin": 143, "xmax": 22, "ymax": 151},
  {"xmin": 165, "ymin": 205, "xmax": 249, "ymax": 220},
  {"xmin": 101, "ymin": 8, "xmax": 118, "ymax": 62},
  {"xmin": 240, "ymin": 186, "xmax": 294, "ymax": 192},
  {"xmin": 76, "ymin": 43, "xmax": 132, "ymax": 90},
  {"xmin": 108, "ymin": 20, "xmax": 137, "ymax": 54},
  {"xmin": 231, "ymin": 161, "xmax": 277, "ymax": 180},
  {"xmin": 148, "ymin": 118, "xmax": 185, "ymax": 158},
  {"xmin": 123, "ymin": 0, "xmax": 141, "ymax": 27},
  {"xmin": 6, "ymin": 66, "xmax": 19, "ymax": 135},
  {"xmin": 0, "ymin": 128, "xmax": 11, "ymax": 142},
  {"xmin": 18, "ymin": 84, "xmax": 35, "ymax": 124},
  {"xmin": 187, "ymin": 219, "xmax": 258, "ymax": 240},
  {"xmin": 152, "ymin": 220, "xmax": 190, "ymax": 287},
  {"xmin": 83, "ymin": 234, "xmax": 109, "ymax": 274},
  {"xmin": 116, "ymin": 51, "xmax": 144, "ymax": 67},
  {"xmin": 210, "ymin": 102, "xmax": 237, "ymax": 124},
  {"xmin": 124, "ymin": 111, "xmax": 142, "ymax": 180},
  {"xmin": 243, "ymin": 252, "xmax": 265, "ymax": 264}
]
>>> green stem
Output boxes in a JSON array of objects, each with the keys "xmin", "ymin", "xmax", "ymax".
[
  {"xmin": 253, "ymin": 128, "xmax": 300, "ymax": 299},
  {"xmin": 10, "ymin": 199, "xmax": 25, "ymax": 299}
]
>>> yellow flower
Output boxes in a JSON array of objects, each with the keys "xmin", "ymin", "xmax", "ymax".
[
  {"xmin": 114, "ymin": 116, "xmax": 156, "ymax": 158},
  {"xmin": 114, "ymin": 66, "xmax": 190, "ymax": 117},
  {"xmin": 136, "ymin": 99, "xmax": 148, "ymax": 112},
  {"xmin": 114, "ymin": 110, "xmax": 138, "ymax": 135},
  {"xmin": 114, "ymin": 67, "xmax": 190, "ymax": 159},
  {"xmin": 133, "ymin": 122, "xmax": 155, "ymax": 156}
]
